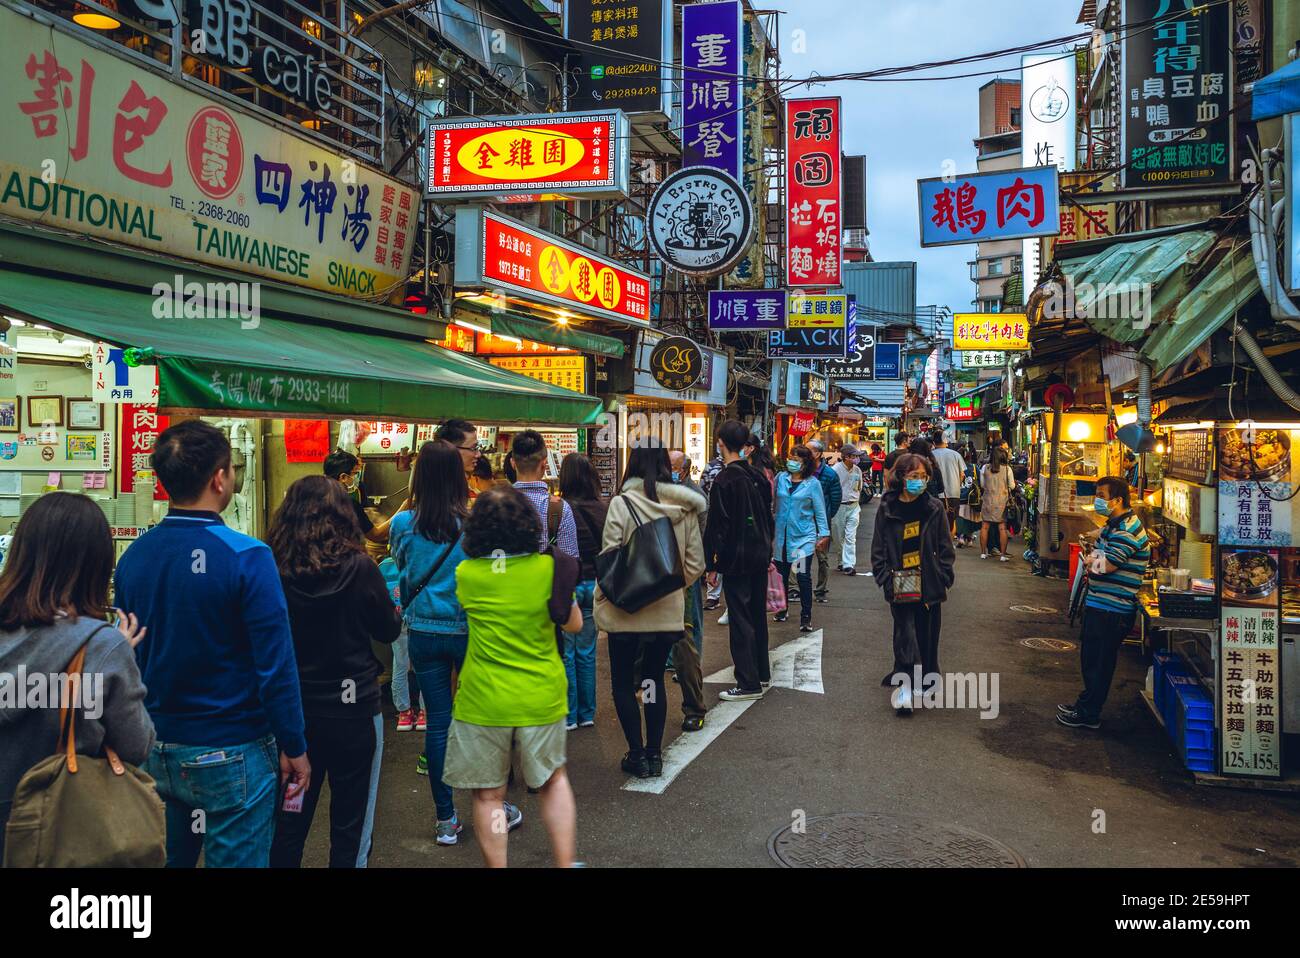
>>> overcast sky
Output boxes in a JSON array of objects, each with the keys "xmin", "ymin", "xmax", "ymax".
[{"xmin": 776, "ymin": 0, "xmax": 1082, "ymax": 313}]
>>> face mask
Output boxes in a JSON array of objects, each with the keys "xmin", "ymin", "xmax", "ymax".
[
  {"xmin": 1093, "ymin": 497, "xmax": 1111, "ymax": 516},
  {"xmin": 786, "ymin": 460, "xmax": 802, "ymax": 475},
  {"xmin": 905, "ymin": 478, "xmax": 926, "ymax": 496},
  {"xmin": 671, "ymin": 472, "xmax": 681, "ymax": 483},
  {"xmin": 340, "ymin": 472, "xmax": 360, "ymax": 494}
]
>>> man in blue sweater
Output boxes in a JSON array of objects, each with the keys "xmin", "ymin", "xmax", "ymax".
[{"xmin": 116, "ymin": 420, "xmax": 309, "ymax": 867}]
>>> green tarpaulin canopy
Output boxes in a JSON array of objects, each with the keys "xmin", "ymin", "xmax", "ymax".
[
  {"xmin": 1054, "ymin": 230, "xmax": 1260, "ymax": 374},
  {"xmin": 0, "ymin": 270, "xmax": 604, "ymax": 425}
]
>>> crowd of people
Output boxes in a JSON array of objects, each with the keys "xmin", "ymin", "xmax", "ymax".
[{"xmin": 0, "ymin": 413, "xmax": 1148, "ymax": 867}]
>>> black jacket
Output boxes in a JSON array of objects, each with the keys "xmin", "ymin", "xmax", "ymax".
[
  {"xmin": 704, "ymin": 460, "xmax": 774, "ymax": 575},
  {"xmin": 281, "ymin": 551, "xmax": 403, "ymax": 718},
  {"xmin": 870, "ymin": 491, "xmax": 957, "ymax": 604},
  {"xmin": 565, "ymin": 497, "xmax": 608, "ymax": 581}
]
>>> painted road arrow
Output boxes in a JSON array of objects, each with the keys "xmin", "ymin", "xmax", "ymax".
[{"xmin": 622, "ymin": 630, "xmax": 824, "ymax": 795}]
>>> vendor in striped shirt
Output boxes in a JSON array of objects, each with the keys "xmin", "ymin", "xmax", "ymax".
[{"xmin": 1058, "ymin": 476, "xmax": 1150, "ymax": 730}]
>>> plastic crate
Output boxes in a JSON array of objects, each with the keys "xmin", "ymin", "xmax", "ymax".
[
  {"xmin": 1172, "ymin": 679, "xmax": 1215, "ymax": 772},
  {"xmin": 1152, "ymin": 650, "xmax": 1183, "ymax": 717}
]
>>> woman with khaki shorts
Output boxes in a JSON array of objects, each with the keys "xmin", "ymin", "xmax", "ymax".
[{"xmin": 443, "ymin": 485, "xmax": 583, "ymax": 867}]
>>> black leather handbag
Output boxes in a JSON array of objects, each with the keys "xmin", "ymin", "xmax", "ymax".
[{"xmin": 595, "ymin": 495, "xmax": 685, "ymax": 613}]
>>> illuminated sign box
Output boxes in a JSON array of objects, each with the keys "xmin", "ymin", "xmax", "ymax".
[
  {"xmin": 425, "ymin": 110, "xmax": 630, "ymax": 202},
  {"xmin": 454, "ymin": 207, "xmax": 650, "ymax": 325},
  {"xmin": 953, "ymin": 313, "xmax": 1029, "ymax": 351},
  {"xmin": 944, "ymin": 395, "xmax": 983, "ymax": 422}
]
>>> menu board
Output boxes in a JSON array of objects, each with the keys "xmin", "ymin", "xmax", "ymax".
[
  {"xmin": 1166, "ymin": 429, "xmax": 1212, "ymax": 483},
  {"xmin": 1217, "ymin": 426, "xmax": 1295, "ymax": 546},
  {"xmin": 1218, "ymin": 547, "xmax": 1283, "ymax": 778},
  {"xmin": 590, "ymin": 435, "xmax": 618, "ymax": 499}
]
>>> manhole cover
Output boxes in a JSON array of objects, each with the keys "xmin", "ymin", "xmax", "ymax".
[
  {"xmin": 1010, "ymin": 604, "xmax": 1057, "ymax": 614},
  {"xmin": 1021, "ymin": 637, "xmax": 1077, "ymax": 651},
  {"xmin": 768, "ymin": 812, "xmax": 1026, "ymax": 868}
]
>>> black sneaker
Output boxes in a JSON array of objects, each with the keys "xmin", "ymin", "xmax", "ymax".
[
  {"xmin": 787, "ymin": 588, "xmax": 800, "ymax": 600},
  {"xmin": 719, "ymin": 686, "xmax": 764, "ymax": 701},
  {"xmin": 621, "ymin": 750, "xmax": 650, "ymax": 777},
  {"xmin": 704, "ymin": 598, "xmax": 720, "ymax": 611},
  {"xmin": 842, "ymin": 567, "xmax": 857, "ymax": 576},
  {"xmin": 773, "ymin": 611, "xmax": 789, "ymax": 623},
  {"xmin": 799, "ymin": 617, "xmax": 813, "ymax": 633},
  {"xmin": 814, "ymin": 589, "xmax": 829, "ymax": 603},
  {"xmin": 1056, "ymin": 702, "xmax": 1079, "ymax": 716},
  {"xmin": 645, "ymin": 751, "xmax": 663, "ymax": 776},
  {"xmin": 1057, "ymin": 711, "xmax": 1100, "ymax": 730}
]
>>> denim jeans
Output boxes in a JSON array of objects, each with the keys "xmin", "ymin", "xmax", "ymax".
[
  {"xmin": 562, "ymin": 579, "xmax": 598, "ymax": 726},
  {"xmin": 391, "ymin": 625, "xmax": 424, "ymax": 713},
  {"xmin": 144, "ymin": 734, "xmax": 279, "ymax": 868},
  {"xmin": 667, "ymin": 578, "xmax": 705, "ymax": 670},
  {"xmin": 357, "ymin": 713, "xmax": 383, "ymax": 867},
  {"xmin": 407, "ymin": 630, "xmax": 467, "ymax": 820}
]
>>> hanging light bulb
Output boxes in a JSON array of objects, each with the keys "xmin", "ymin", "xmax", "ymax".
[{"xmin": 73, "ymin": 1, "xmax": 121, "ymax": 29}]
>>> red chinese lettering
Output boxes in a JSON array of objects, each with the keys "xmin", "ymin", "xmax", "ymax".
[{"xmin": 113, "ymin": 81, "xmax": 172, "ymax": 187}]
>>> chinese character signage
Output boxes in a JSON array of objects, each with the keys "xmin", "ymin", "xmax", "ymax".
[
  {"xmin": 1056, "ymin": 173, "xmax": 1116, "ymax": 246},
  {"xmin": 454, "ymin": 207, "xmax": 651, "ymax": 325},
  {"xmin": 707, "ymin": 290, "xmax": 785, "ymax": 330},
  {"xmin": 92, "ymin": 343, "xmax": 159, "ymax": 405},
  {"xmin": 489, "ymin": 356, "xmax": 587, "ymax": 394},
  {"xmin": 1218, "ymin": 547, "xmax": 1283, "ymax": 778},
  {"xmin": 785, "ymin": 97, "xmax": 842, "ymax": 287},
  {"xmin": 952, "ymin": 313, "xmax": 1029, "ymax": 351},
  {"xmin": 799, "ymin": 372, "xmax": 828, "ymax": 404},
  {"xmin": 726, "ymin": 15, "xmax": 768, "ymax": 288},
  {"xmin": 787, "ymin": 293, "xmax": 847, "ymax": 328},
  {"xmin": 1021, "ymin": 52, "xmax": 1076, "ymax": 288},
  {"xmin": 919, "ymin": 165, "xmax": 1060, "ymax": 248},
  {"xmin": 566, "ymin": 0, "xmax": 672, "ymax": 118},
  {"xmin": 826, "ymin": 323, "xmax": 876, "ymax": 380},
  {"xmin": 960, "ymin": 350, "xmax": 1007, "ymax": 368},
  {"xmin": 944, "ymin": 395, "xmax": 983, "ymax": 422},
  {"xmin": 474, "ymin": 332, "xmax": 574, "ymax": 356},
  {"xmin": 118, "ymin": 402, "xmax": 169, "ymax": 499},
  {"xmin": 1217, "ymin": 426, "xmax": 1294, "ymax": 546},
  {"xmin": 1122, "ymin": 0, "xmax": 1232, "ymax": 187},
  {"xmin": 424, "ymin": 111, "xmax": 630, "ymax": 201},
  {"xmin": 0, "ymin": 8, "xmax": 418, "ymax": 299},
  {"xmin": 682, "ymin": 0, "xmax": 743, "ymax": 178}
]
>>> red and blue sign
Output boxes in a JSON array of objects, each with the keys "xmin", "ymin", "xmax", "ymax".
[
  {"xmin": 917, "ymin": 165, "xmax": 1060, "ymax": 248},
  {"xmin": 682, "ymin": 0, "xmax": 743, "ymax": 178}
]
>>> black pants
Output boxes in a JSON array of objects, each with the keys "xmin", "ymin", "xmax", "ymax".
[
  {"xmin": 887, "ymin": 602, "xmax": 942, "ymax": 682},
  {"xmin": 271, "ymin": 712, "xmax": 377, "ymax": 868},
  {"xmin": 777, "ymin": 557, "xmax": 813, "ymax": 622},
  {"xmin": 1074, "ymin": 606, "xmax": 1136, "ymax": 720},
  {"xmin": 722, "ymin": 570, "xmax": 771, "ymax": 692},
  {"xmin": 608, "ymin": 631, "xmax": 679, "ymax": 753}
]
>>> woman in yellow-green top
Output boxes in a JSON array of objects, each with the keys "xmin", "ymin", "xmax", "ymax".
[{"xmin": 442, "ymin": 485, "xmax": 583, "ymax": 868}]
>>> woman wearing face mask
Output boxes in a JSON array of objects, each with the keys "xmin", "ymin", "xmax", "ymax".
[
  {"xmin": 979, "ymin": 447, "xmax": 1016, "ymax": 561},
  {"xmin": 870, "ymin": 453, "xmax": 957, "ymax": 716},
  {"xmin": 772, "ymin": 444, "xmax": 829, "ymax": 632}
]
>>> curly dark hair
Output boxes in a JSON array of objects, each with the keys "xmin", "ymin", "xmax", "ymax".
[
  {"xmin": 268, "ymin": 475, "xmax": 363, "ymax": 579},
  {"xmin": 461, "ymin": 485, "xmax": 542, "ymax": 558}
]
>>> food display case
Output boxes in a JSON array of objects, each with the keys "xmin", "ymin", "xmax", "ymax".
[{"xmin": 1036, "ymin": 412, "xmax": 1111, "ymax": 561}]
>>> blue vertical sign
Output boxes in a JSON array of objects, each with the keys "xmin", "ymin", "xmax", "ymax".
[
  {"xmin": 874, "ymin": 343, "xmax": 902, "ymax": 380},
  {"xmin": 682, "ymin": 0, "xmax": 743, "ymax": 178}
]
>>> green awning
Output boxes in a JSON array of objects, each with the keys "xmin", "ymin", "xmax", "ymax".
[
  {"xmin": 1054, "ymin": 229, "xmax": 1259, "ymax": 373},
  {"xmin": 0, "ymin": 270, "xmax": 604, "ymax": 426},
  {"xmin": 453, "ymin": 299, "xmax": 626, "ymax": 358}
]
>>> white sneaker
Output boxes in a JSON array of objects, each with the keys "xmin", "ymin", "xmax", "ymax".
[
  {"xmin": 718, "ymin": 610, "xmax": 729, "ymax": 625},
  {"xmin": 890, "ymin": 685, "xmax": 912, "ymax": 710},
  {"xmin": 999, "ymin": 554, "xmax": 1010, "ymax": 562},
  {"xmin": 980, "ymin": 553, "xmax": 989, "ymax": 559}
]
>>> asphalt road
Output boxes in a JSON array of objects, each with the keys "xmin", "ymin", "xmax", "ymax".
[{"xmin": 302, "ymin": 499, "xmax": 1300, "ymax": 868}]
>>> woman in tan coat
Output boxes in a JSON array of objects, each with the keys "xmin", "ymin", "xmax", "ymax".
[{"xmin": 595, "ymin": 442, "xmax": 705, "ymax": 778}]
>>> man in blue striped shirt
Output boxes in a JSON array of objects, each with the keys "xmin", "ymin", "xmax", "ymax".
[{"xmin": 1059, "ymin": 476, "xmax": 1150, "ymax": 730}]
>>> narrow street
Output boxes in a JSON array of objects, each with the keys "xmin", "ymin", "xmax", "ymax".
[{"xmin": 306, "ymin": 505, "xmax": 1300, "ymax": 868}]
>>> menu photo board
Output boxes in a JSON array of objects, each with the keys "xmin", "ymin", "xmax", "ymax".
[
  {"xmin": 489, "ymin": 355, "xmax": 588, "ymax": 394},
  {"xmin": 1166, "ymin": 427, "xmax": 1212, "ymax": 482},
  {"xmin": 1216, "ymin": 425, "xmax": 1294, "ymax": 547},
  {"xmin": 1218, "ymin": 547, "xmax": 1283, "ymax": 778}
]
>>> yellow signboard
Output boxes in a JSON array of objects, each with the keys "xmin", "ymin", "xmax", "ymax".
[
  {"xmin": 0, "ymin": 8, "xmax": 418, "ymax": 299},
  {"xmin": 953, "ymin": 313, "xmax": 1029, "ymax": 351},
  {"xmin": 488, "ymin": 355, "xmax": 587, "ymax": 393},
  {"xmin": 787, "ymin": 293, "xmax": 848, "ymax": 329}
]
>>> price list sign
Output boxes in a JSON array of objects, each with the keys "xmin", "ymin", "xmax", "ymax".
[{"xmin": 1218, "ymin": 547, "xmax": 1283, "ymax": 778}]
